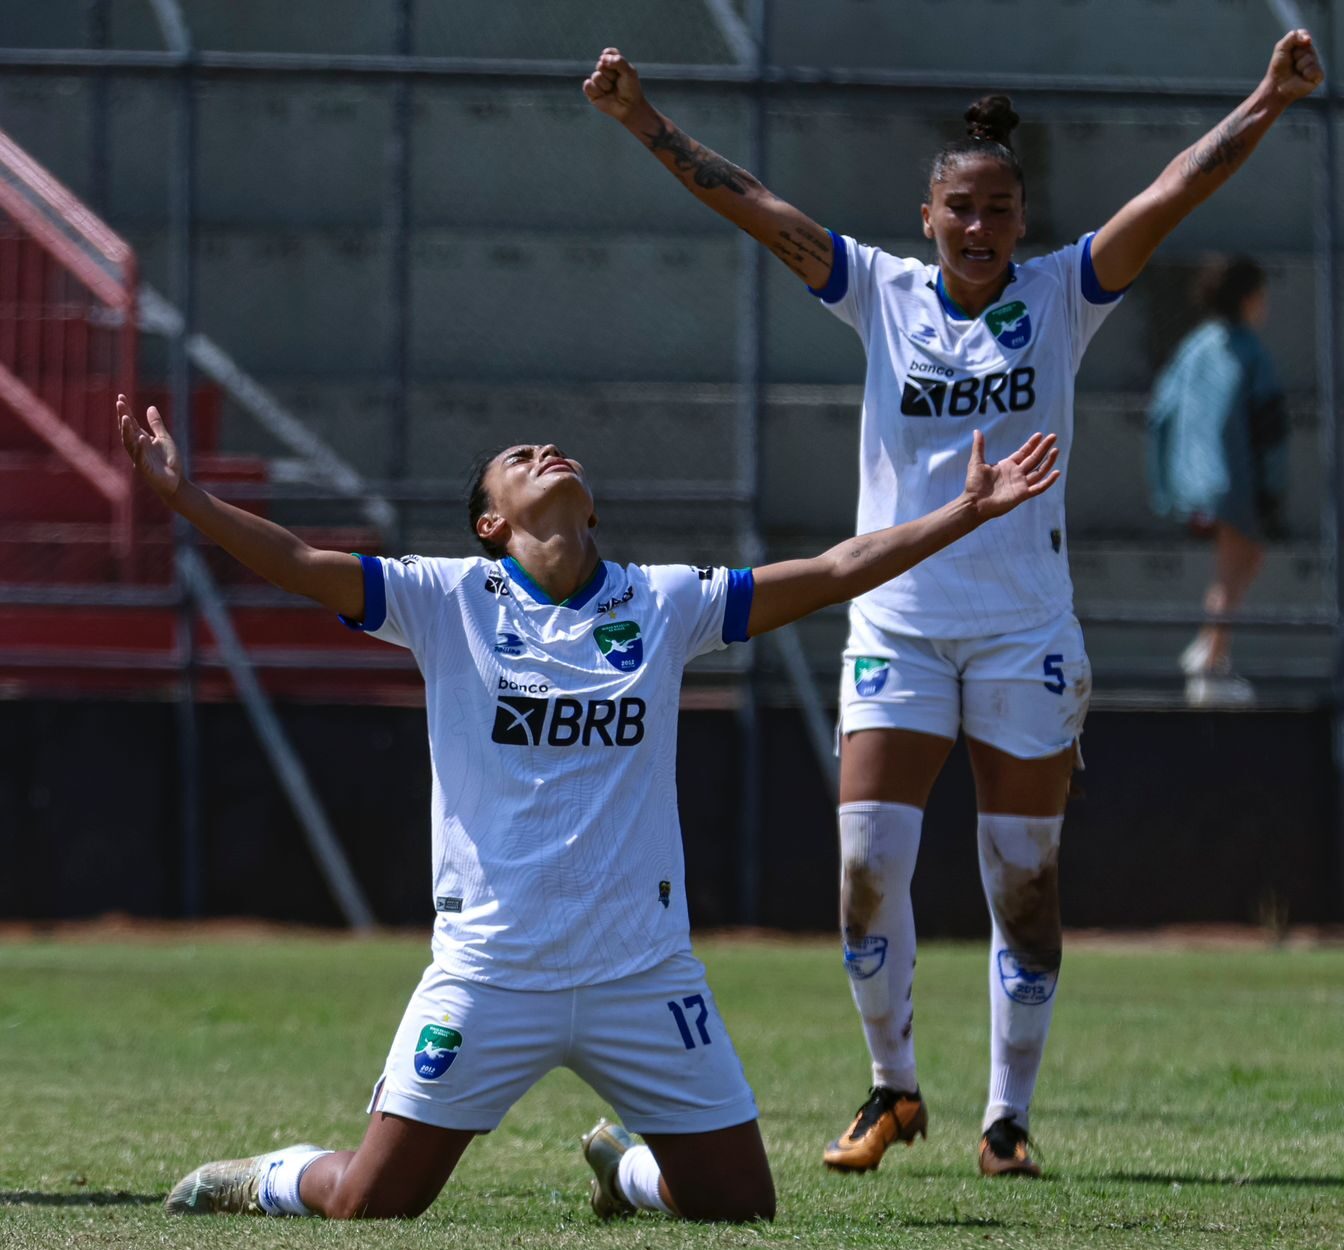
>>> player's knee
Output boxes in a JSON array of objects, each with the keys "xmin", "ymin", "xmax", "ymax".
[
  {"xmin": 839, "ymin": 857, "xmax": 885, "ymax": 935},
  {"xmin": 675, "ymin": 1182, "xmax": 775, "ymax": 1223}
]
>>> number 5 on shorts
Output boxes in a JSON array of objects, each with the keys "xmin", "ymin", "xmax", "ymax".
[
  {"xmin": 1043, "ymin": 654, "xmax": 1066, "ymax": 695},
  {"xmin": 667, "ymin": 994, "xmax": 713, "ymax": 1049}
]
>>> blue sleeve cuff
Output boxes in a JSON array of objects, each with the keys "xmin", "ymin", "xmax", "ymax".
[
  {"xmin": 722, "ymin": 568, "xmax": 755, "ymax": 643},
  {"xmin": 807, "ymin": 230, "xmax": 849, "ymax": 304},
  {"xmin": 338, "ymin": 554, "xmax": 387, "ymax": 632},
  {"xmin": 1081, "ymin": 233, "xmax": 1127, "ymax": 305}
]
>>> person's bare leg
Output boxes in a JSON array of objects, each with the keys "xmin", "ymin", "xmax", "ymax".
[
  {"xmin": 1202, "ymin": 522, "xmax": 1265, "ymax": 668},
  {"xmin": 300, "ymin": 1112, "xmax": 475, "ymax": 1219},
  {"xmin": 641, "ymin": 1120, "xmax": 774, "ymax": 1222}
]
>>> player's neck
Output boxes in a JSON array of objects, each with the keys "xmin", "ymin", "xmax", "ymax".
[
  {"xmin": 505, "ymin": 531, "xmax": 602, "ymax": 605},
  {"xmin": 939, "ymin": 265, "xmax": 1015, "ymax": 319}
]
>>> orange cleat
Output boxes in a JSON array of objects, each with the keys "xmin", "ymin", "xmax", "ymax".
[
  {"xmin": 978, "ymin": 1117, "xmax": 1042, "ymax": 1178},
  {"xmin": 823, "ymin": 1086, "xmax": 928, "ymax": 1172}
]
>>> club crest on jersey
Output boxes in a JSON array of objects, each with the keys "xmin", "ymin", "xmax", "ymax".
[
  {"xmin": 996, "ymin": 949, "xmax": 1059, "ymax": 1005},
  {"xmin": 854, "ymin": 657, "xmax": 889, "ymax": 697},
  {"xmin": 595, "ymin": 620, "xmax": 643, "ymax": 672},
  {"xmin": 986, "ymin": 299, "xmax": 1031, "ymax": 349},
  {"xmin": 494, "ymin": 632, "xmax": 525, "ymax": 656},
  {"xmin": 843, "ymin": 935, "xmax": 889, "ymax": 980},
  {"xmin": 413, "ymin": 1023, "xmax": 463, "ymax": 1080}
]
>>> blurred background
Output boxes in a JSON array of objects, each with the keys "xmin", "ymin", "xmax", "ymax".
[{"xmin": 0, "ymin": 1, "xmax": 1339, "ymax": 935}]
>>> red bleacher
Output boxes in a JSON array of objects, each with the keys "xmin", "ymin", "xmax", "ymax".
[{"xmin": 0, "ymin": 125, "xmax": 418, "ymax": 704}]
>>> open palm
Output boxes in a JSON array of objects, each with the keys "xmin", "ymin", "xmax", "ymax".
[
  {"xmin": 964, "ymin": 430, "xmax": 1060, "ymax": 520},
  {"xmin": 116, "ymin": 394, "xmax": 182, "ymax": 501}
]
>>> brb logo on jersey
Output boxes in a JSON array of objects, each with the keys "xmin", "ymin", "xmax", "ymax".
[
  {"xmin": 900, "ymin": 364, "xmax": 1035, "ymax": 418},
  {"xmin": 492, "ymin": 693, "xmax": 647, "ymax": 747},
  {"xmin": 595, "ymin": 621, "xmax": 643, "ymax": 672},
  {"xmin": 413, "ymin": 1023, "xmax": 463, "ymax": 1080},
  {"xmin": 986, "ymin": 299, "xmax": 1032, "ymax": 349},
  {"xmin": 854, "ymin": 657, "xmax": 890, "ymax": 697}
]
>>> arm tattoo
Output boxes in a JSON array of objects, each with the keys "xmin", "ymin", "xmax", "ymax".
[
  {"xmin": 644, "ymin": 118, "xmax": 760, "ymax": 195},
  {"xmin": 1184, "ymin": 116, "xmax": 1250, "ymax": 178}
]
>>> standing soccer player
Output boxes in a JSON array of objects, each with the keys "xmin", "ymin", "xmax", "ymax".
[
  {"xmin": 117, "ymin": 395, "xmax": 1057, "ymax": 1221},
  {"xmin": 586, "ymin": 31, "xmax": 1322, "ymax": 1176}
]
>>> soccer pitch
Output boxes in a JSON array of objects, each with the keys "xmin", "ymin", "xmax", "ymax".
[{"xmin": 0, "ymin": 932, "xmax": 1340, "ymax": 1249}]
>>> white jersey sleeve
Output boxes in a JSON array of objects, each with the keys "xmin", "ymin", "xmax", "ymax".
[
  {"xmin": 640, "ymin": 564, "xmax": 755, "ymax": 660},
  {"xmin": 339, "ymin": 554, "xmax": 473, "ymax": 658},
  {"xmin": 809, "ymin": 231, "xmax": 925, "ymax": 339},
  {"xmin": 1031, "ymin": 232, "xmax": 1127, "ymax": 373}
]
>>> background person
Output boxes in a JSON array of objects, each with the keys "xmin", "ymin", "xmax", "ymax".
[
  {"xmin": 116, "ymin": 394, "xmax": 1057, "ymax": 1222},
  {"xmin": 586, "ymin": 31, "xmax": 1322, "ymax": 1177},
  {"xmin": 1148, "ymin": 256, "xmax": 1287, "ymax": 706}
]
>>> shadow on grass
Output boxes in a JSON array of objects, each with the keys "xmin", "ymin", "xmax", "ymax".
[
  {"xmin": 0, "ymin": 1191, "xmax": 163, "ymax": 1207},
  {"xmin": 1098, "ymin": 1173, "xmax": 1344, "ymax": 1189}
]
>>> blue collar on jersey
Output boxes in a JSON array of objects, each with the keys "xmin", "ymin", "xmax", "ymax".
[
  {"xmin": 934, "ymin": 263, "xmax": 1017, "ymax": 321},
  {"xmin": 502, "ymin": 555, "xmax": 607, "ymax": 610}
]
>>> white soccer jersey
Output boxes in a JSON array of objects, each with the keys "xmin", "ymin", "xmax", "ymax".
[
  {"xmin": 811, "ymin": 232, "xmax": 1124, "ymax": 639},
  {"xmin": 344, "ymin": 554, "xmax": 753, "ymax": 991}
]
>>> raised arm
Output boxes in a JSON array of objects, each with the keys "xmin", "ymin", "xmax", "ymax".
[
  {"xmin": 584, "ymin": 47, "xmax": 835, "ymax": 289},
  {"xmin": 1090, "ymin": 29, "xmax": 1323, "ymax": 292},
  {"xmin": 746, "ymin": 432, "xmax": 1059, "ymax": 637},
  {"xmin": 116, "ymin": 395, "xmax": 365, "ymax": 620}
]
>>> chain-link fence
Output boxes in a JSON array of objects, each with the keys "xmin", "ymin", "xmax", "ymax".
[{"xmin": 0, "ymin": 1, "xmax": 1338, "ymax": 694}]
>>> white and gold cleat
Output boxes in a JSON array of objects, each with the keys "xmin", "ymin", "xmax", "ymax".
[
  {"xmin": 164, "ymin": 1143, "xmax": 321, "ymax": 1215},
  {"xmin": 580, "ymin": 1118, "xmax": 637, "ymax": 1220}
]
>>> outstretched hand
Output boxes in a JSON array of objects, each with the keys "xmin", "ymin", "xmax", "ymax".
[
  {"xmin": 582, "ymin": 48, "xmax": 646, "ymax": 123},
  {"xmin": 963, "ymin": 430, "xmax": 1060, "ymax": 521},
  {"xmin": 1265, "ymin": 29, "xmax": 1324, "ymax": 105},
  {"xmin": 116, "ymin": 393, "xmax": 182, "ymax": 502}
]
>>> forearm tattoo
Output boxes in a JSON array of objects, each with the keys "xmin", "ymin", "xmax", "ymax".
[
  {"xmin": 1183, "ymin": 115, "xmax": 1250, "ymax": 178},
  {"xmin": 769, "ymin": 225, "xmax": 831, "ymax": 280},
  {"xmin": 644, "ymin": 118, "xmax": 760, "ymax": 195}
]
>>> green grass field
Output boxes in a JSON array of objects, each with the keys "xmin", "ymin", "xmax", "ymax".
[{"xmin": 1, "ymin": 932, "xmax": 1341, "ymax": 1249}]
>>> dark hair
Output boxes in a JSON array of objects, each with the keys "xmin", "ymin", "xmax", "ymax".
[
  {"xmin": 928, "ymin": 94, "xmax": 1025, "ymax": 201},
  {"xmin": 1196, "ymin": 255, "xmax": 1266, "ymax": 322},
  {"xmin": 466, "ymin": 444, "xmax": 511, "ymax": 560}
]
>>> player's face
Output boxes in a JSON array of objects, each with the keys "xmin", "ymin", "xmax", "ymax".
[
  {"xmin": 483, "ymin": 443, "xmax": 595, "ymax": 533},
  {"xmin": 921, "ymin": 157, "xmax": 1026, "ymax": 294}
]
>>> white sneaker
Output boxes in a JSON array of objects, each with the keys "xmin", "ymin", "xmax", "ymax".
[
  {"xmin": 1185, "ymin": 670, "xmax": 1256, "ymax": 707},
  {"xmin": 164, "ymin": 1143, "xmax": 321, "ymax": 1215},
  {"xmin": 1178, "ymin": 635, "xmax": 1214, "ymax": 675}
]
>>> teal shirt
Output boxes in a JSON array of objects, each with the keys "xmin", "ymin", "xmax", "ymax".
[{"xmin": 1147, "ymin": 319, "xmax": 1284, "ymax": 537}]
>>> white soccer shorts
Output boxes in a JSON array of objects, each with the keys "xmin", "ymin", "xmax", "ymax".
[
  {"xmin": 368, "ymin": 951, "xmax": 758, "ymax": 1135},
  {"xmin": 838, "ymin": 606, "xmax": 1091, "ymax": 759}
]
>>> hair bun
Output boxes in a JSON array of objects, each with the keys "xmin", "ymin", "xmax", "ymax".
[{"xmin": 964, "ymin": 95, "xmax": 1019, "ymax": 148}]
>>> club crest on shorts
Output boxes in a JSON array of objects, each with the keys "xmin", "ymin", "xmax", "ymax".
[
  {"xmin": 843, "ymin": 934, "xmax": 889, "ymax": 980},
  {"xmin": 996, "ymin": 949, "xmax": 1059, "ymax": 1005},
  {"xmin": 986, "ymin": 299, "xmax": 1032, "ymax": 349},
  {"xmin": 413, "ymin": 1023, "xmax": 463, "ymax": 1079},
  {"xmin": 595, "ymin": 620, "xmax": 643, "ymax": 672},
  {"xmin": 854, "ymin": 656, "xmax": 889, "ymax": 697}
]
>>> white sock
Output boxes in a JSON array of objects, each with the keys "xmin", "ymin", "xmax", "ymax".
[
  {"xmin": 977, "ymin": 813, "xmax": 1064, "ymax": 1135},
  {"xmin": 255, "ymin": 1146, "xmax": 332, "ymax": 1217},
  {"xmin": 616, "ymin": 1144, "xmax": 672, "ymax": 1215},
  {"xmin": 838, "ymin": 801, "xmax": 923, "ymax": 1093}
]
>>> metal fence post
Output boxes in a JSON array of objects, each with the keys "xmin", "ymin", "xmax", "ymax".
[
  {"xmin": 385, "ymin": 0, "xmax": 413, "ymax": 554},
  {"xmin": 165, "ymin": 19, "xmax": 201, "ymax": 917},
  {"xmin": 732, "ymin": 0, "xmax": 771, "ymax": 926}
]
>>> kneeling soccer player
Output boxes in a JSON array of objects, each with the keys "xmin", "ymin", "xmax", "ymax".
[{"xmin": 117, "ymin": 396, "xmax": 1058, "ymax": 1222}]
